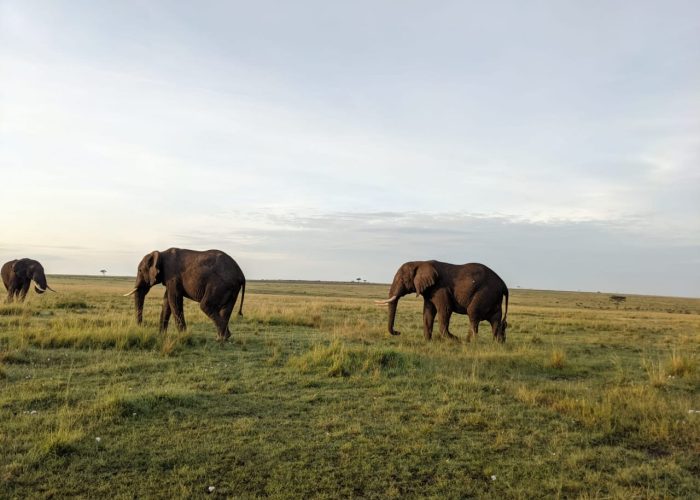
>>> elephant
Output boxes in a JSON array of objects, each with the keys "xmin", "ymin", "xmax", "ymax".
[
  {"xmin": 375, "ymin": 261, "xmax": 509, "ymax": 342},
  {"xmin": 1, "ymin": 258, "xmax": 55, "ymax": 303},
  {"xmin": 124, "ymin": 248, "xmax": 246, "ymax": 340}
]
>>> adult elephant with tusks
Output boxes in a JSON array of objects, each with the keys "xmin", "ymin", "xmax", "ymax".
[
  {"xmin": 124, "ymin": 248, "xmax": 246, "ymax": 341},
  {"xmin": 2, "ymin": 258, "xmax": 56, "ymax": 303},
  {"xmin": 375, "ymin": 261, "xmax": 509, "ymax": 342}
]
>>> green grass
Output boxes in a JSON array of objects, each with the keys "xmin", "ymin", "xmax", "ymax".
[{"xmin": 1, "ymin": 276, "xmax": 699, "ymax": 498}]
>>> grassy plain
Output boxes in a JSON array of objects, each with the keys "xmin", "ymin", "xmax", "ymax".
[{"xmin": 1, "ymin": 276, "xmax": 699, "ymax": 498}]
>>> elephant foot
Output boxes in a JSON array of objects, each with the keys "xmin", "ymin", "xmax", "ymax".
[{"xmin": 443, "ymin": 332, "xmax": 459, "ymax": 341}]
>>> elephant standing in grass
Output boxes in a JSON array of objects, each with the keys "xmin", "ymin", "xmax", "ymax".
[
  {"xmin": 124, "ymin": 248, "xmax": 246, "ymax": 340},
  {"xmin": 376, "ymin": 261, "xmax": 509, "ymax": 342},
  {"xmin": 2, "ymin": 258, "xmax": 55, "ymax": 303}
]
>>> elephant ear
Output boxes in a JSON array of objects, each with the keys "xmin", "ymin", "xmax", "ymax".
[
  {"xmin": 413, "ymin": 262, "xmax": 438, "ymax": 296},
  {"xmin": 11, "ymin": 260, "xmax": 28, "ymax": 279},
  {"xmin": 148, "ymin": 251, "xmax": 161, "ymax": 285}
]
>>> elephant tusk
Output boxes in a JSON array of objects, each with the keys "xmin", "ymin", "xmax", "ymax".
[
  {"xmin": 34, "ymin": 285, "xmax": 46, "ymax": 292},
  {"xmin": 374, "ymin": 295, "xmax": 398, "ymax": 305},
  {"xmin": 123, "ymin": 288, "xmax": 138, "ymax": 297},
  {"xmin": 47, "ymin": 285, "xmax": 57, "ymax": 293}
]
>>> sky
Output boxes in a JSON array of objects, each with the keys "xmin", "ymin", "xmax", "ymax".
[{"xmin": 1, "ymin": 1, "xmax": 699, "ymax": 296}]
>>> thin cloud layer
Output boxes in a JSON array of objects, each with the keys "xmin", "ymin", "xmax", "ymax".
[{"xmin": 1, "ymin": 1, "xmax": 699, "ymax": 296}]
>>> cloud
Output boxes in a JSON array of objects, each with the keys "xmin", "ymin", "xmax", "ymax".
[
  {"xmin": 1, "ymin": 1, "xmax": 699, "ymax": 297},
  {"xmin": 159, "ymin": 210, "xmax": 699, "ymax": 297}
]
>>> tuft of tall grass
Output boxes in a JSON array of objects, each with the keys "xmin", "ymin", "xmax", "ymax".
[
  {"xmin": 642, "ymin": 357, "xmax": 667, "ymax": 387},
  {"xmin": 97, "ymin": 388, "xmax": 201, "ymax": 419},
  {"xmin": 666, "ymin": 349, "xmax": 695, "ymax": 377},
  {"xmin": 288, "ymin": 339, "xmax": 414, "ymax": 378},
  {"xmin": 549, "ymin": 348, "xmax": 567, "ymax": 369}
]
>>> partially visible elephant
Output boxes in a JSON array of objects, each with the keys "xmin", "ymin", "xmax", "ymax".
[
  {"xmin": 124, "ymin": 248, "xmax": 246, "ymax": 340},
  {"xmin": 1, "ymin": 258, "xmax": 55, "ymax": 303},
  {"xmin": 376, "ymin": 261, "xmax": 509, "ymax": 342}
]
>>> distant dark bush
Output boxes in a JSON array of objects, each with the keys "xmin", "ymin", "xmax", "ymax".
[{"xmin": 55, "ymin": 300, "xmax": 91, "ymax": 310}]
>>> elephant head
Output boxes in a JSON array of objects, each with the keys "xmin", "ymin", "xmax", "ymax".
[
  {"xmin": 124, "ymin": 251, "xmax": 162, "ymax": 324},
  {"xmin": 375, "ymin": 261, "xmax": 438, "ymax": 336},
  {"xmin": 14, "ymin": 259, "xmax": 53, "ymax": 294}
]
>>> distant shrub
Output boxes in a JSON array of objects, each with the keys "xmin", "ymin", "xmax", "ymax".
[{"xmin": 609, "ymin": 295, "xmax": 626, "ymax": 309}]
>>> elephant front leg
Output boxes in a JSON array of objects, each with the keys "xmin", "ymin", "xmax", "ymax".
[
  {"xmin": 18, "ymin": 282, "xmax": 30, "ymax": 302},
  {"xmin": 159, "ymin": 291, "xmax": 172, "ymax": 333},
  {"xmin": 438, "ymin": 309, "xmax": 458, "ymax": 341},
  {"xmin": 423, "ymin": 299, "xmax": 436, "ymax": 340},
  {"xmin": 167, "ymin": 287, "xmax": 187, "ymax": 331}
]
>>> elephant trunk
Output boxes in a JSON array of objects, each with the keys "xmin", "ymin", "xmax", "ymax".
[
  {"xmin": 33, "ymin": 272, "xmax": 49, "ymax": 294},
  {"xmin": 385, "ymin": 279, "xmax": 405, "ymax": 336},
  {"xmin": 387, "ymin": 298, "xmax": 400, "ymax": 336},
  {"xmin": 134, "ymin": 287, "xmax": 148, "ymax": 325}
]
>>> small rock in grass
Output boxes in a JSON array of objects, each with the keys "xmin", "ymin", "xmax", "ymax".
[
  {"xmin": 208, "ymin": 486, "xmax": 215, "ymax": 493},
  {"xmin": 491, "ymin": 475, "xmax": 497, "ymax": 481},
  {"xmin": 96, "ymin": 437, "xmax": 101, "ymax": 442}
]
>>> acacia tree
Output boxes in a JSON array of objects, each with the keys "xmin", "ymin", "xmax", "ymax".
[
  {"xmin": 609, "ymin": 295, "xmax": 626, "ymax": 309},
  {"xmin": 100, "ymin": 269, "xmax": 107, "ymax": 277}
]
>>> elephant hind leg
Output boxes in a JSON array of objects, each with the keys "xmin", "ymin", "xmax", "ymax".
[
  {"xmin": 167, "ymin": 289, "xmax": 187, "ymax": 331},
  {"xmin": 200, "ymin": 287, "xmax": 236, "ymax": 340},
  {"xmin": 217, "ymin": 294, "xmax": 238, "ymax": 341},
  {"xmin": 489, "ymin": 310, "xmax": 505, "ymax": 343},
  {"xmin": 467, "ymin": 318, "xmax": 479, "ymax": 342}
]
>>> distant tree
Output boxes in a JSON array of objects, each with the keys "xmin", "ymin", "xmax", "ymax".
[
  {"xmin": 100, "ymin": 269, "xmax": 107, "ymax": 277},
  {"xmin": 356, "ymin": 277, "xmax": 362, "ymax": 284},
  {"xmin": 363, "ymin": 280, "xmax": 367, "ymax": 283},
  {"xmin": 609, "ymin": 295, "xmax": 626, "ymax": 308}
]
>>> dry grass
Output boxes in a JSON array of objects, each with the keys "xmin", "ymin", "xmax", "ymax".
[{"xmin": 0, "ymin": 277, "xmax": 698, "ymax": 498}]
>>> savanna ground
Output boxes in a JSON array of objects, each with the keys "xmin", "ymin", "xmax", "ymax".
[{"xmin": 1, "ymin": 276, "xmax": 699, "ymax": 499}]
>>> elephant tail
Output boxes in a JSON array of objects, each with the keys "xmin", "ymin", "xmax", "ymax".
[
  {"xmin": 238, "ymin": 281, "xmax": 246, "ymax": 316},
  {"xmin": 502, "ymin": 287, "xmax": 509, "ymax": 323}
]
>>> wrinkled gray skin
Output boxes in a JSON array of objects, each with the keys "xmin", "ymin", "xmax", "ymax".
[
  {"xmin": 126, "ymin": 248, "xmax": 246, "ymax": 340},
  {"xmin": 379, "ymin": 261, "xmax": 509, "ymax": 342},
  {"xmin": 1, "ymin": 258, "xmax": 53, "ymax": 303}
]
